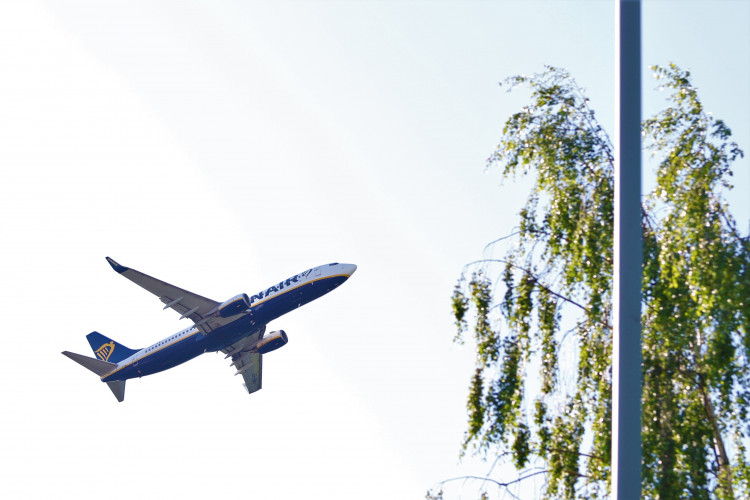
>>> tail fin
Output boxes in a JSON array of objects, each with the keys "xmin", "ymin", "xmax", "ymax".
[
  {"xmin": 86, "ymin": 331, "xmax": 139, "ymax": 364},
  {"xmin": 62, "ymin": 351, "xmax": 127, "ymax": 402}
]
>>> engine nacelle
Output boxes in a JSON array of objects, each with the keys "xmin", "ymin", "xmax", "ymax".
[
  {"xmin": 218, "ymin": 293, "xmax": 251, "ymax": 318},
  {"xmin": 256, "ymin": 330, "xmax": 288, "ymax": 354}
]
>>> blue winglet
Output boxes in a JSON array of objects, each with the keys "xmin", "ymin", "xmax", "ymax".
[{"xmin": 105, "ymin": 256, "xmax": 129, "ymax": 274}]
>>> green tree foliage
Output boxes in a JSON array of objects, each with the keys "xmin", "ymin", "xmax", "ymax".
[{"xmin": 450, "ymin": 64, "xmax": 750, "ymax": 499}]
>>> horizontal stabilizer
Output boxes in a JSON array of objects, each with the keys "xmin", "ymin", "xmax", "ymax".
[
  {"xmin": 62, "ymin": 351, "xmax": 118, "ymax": 377},
  {"xmin": 107, "ymin": 380, "xmax": 126, "ymax": 402}
]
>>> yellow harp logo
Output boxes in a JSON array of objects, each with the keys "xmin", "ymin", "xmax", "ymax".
[{"xmin": 95, "ymin": 341, "xmax": 115, "ymax": 361}]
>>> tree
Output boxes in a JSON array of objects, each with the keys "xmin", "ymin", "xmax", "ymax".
[{"xmin": 447, "ymin": 64, "xmax": 750, "ymax": 499}]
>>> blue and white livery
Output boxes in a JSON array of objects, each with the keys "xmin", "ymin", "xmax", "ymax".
[{"xmin": 63, "ymin": 257, "xmax": 357, "ymax": 402}]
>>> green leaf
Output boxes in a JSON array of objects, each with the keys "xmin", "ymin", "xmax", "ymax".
[{"xmin": 452, "ymin": 64, "xmax": 749, "ymax": 499}]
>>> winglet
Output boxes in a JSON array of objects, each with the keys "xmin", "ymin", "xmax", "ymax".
[{"xmin": 106, "ymin": 256, "xmax": 129, "ymax": 274}]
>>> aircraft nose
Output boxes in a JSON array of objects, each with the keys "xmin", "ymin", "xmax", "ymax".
[{"xmin": 341, "ymin": 263, "xmax": 357, "ymax": 277}]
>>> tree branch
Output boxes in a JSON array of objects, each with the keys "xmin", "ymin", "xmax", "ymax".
[
  {"xmin": 433, "ymin": 469, "xmax": 550, "ymax": 492},
  {"xmin": 462, "ymin": 258, "xmax": 591, "ymax": 314}
]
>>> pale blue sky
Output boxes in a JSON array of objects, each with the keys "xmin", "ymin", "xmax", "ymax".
[{"xmin": 0, "ymin": 1, "xmax": 747, "ymax": 499}]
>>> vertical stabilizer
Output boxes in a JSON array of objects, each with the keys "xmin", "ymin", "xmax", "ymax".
[{"xmin": 86, "ymin": 331, "xmax": 139, "ymax": 364}]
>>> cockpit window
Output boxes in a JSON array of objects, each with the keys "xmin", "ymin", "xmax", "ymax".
[{"xmin": 329, "ymin": 263, "xmax": 339, "ymax": 266}]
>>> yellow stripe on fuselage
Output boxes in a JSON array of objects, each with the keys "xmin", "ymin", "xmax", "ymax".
[
  {"xmin": 101, "ymin": 329, "xmax": 203, "ymax": 379},
  {"xmin": 249, "ymin": 273, "xmax": 350, "ymax": 308}
]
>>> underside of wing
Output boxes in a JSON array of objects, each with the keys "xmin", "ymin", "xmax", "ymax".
[
  {"xmin": 222, "ymin": 333, "xmax": 265, "ymax": 395},
  {"xmin": 106, "ymin": 257, "xmax": 226, "ymax": 333},
  {"xmin": 228, "ymin": 350, "xmax": 263, "ymax": 394},
  {"xmin": 238, "ymin": 353, "xmax": 263, "ymax": 395}
]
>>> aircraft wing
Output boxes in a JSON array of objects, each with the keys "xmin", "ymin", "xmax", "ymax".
[
  {"xmin": 238, "ymin": 352, "xmax": 263, "ymax": 394},
  {"xmin": 106, "ymin": 257, "xmax": 227, "ymax": 334},
  {"xmin": 222, "ymin": 337, "xmax": 263, "ymax": 394}
]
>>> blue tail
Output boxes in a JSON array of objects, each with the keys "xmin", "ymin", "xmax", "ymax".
[{"xmin": 86, "ymin": 332, "xmax": 139, "ymax": 364}]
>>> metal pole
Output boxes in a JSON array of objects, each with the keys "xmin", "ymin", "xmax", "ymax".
[{"xmin": 612, "ymin": 0, "xmax": 642, "ymax": 498}]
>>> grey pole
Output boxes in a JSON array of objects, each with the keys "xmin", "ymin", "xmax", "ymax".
[{"xmin": 612, "ymin": 0, "xmax": 642, "ymax": 499}]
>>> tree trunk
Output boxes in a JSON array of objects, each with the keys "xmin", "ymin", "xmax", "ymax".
[{"xmin": 701, "ymin": 388, "xmax": 734, "ymax": 499}]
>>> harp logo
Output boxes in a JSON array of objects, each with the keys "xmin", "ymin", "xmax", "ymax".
[{"xmin": 95, "ymin": 341, "xmax": 115, "ymax": 361}]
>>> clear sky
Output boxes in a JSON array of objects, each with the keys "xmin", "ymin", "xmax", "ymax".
[{"xmin": 0, "ymin": 1, "xmax": 747, "ymax": 499}]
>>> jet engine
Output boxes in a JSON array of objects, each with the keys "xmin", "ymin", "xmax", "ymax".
[
  {"xmin": 256, "ymin": 330, "xmax": 288, "ymax": 354},
  {"xmin": 218, "ymin": 294, "xmax": 251, "ymax": 318}
]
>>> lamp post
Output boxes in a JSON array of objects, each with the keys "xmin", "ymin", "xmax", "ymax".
[{"xmin": 612, "ymin": 0, "xmax": 642, "ymax": 498}]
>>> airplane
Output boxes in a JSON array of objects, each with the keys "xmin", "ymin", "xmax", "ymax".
[{"xmin": 63, "ymin": 257, "xmax": 357, "ymax": 402}]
